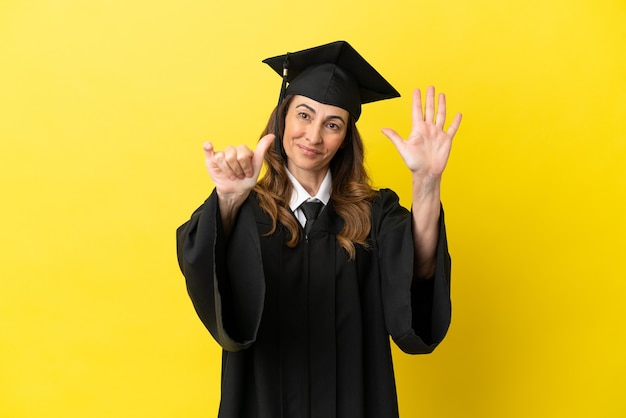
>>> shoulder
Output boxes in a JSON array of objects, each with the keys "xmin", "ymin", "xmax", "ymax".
[
  {"xmin": 372, "ymin": 188, "xmax": 404, "ymax": 212},
  {"xmin": 247, "ymin": 190, "xmax": 275, "ymax": 227},
  {"xmin": 246, "ymin": 190, "xmax": 264, "ymax": 216},
  {"xmin": 370, "ymin": 188, "xmax": 410, "ymax": 232}
]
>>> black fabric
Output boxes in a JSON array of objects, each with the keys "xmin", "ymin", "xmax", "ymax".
[
  {"xmin": 300, "ymin": 200, "xmax": 324, "ymax": 236},
  {"xmin": 176, "ymin": 188, "xmax": 452, "ymax": 418},
  {"xmin": 263, "ymin": 40, "xmax": 401, "ymax": 120}
]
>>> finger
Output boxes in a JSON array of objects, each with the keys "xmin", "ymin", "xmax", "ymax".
[
  {"xmin": 412, "ymin": 88, "xmax": 423, "ymax": 123},
  {"xmin": 203, "ymin": 141, "xmax": 215, "ymax": 160},
  {"xmin": 209, "ymin": 149, "xmax": 235, "ymax": 180},
  {"xmin": 223, "ymin": 146, "xmax": 247, "ymax": 179},
  {"xmin": 381, "ymin": 128, "xmax": 404, "ymax": 150},
  {"xmin": 233, "ymin": 144, "xmax": 255, "ymax": 178},
  {"xmin": 436, "ymin": 93, "xmax": 447, "ymax": 129},
  {"xmin": 424, "ymin": 86, "xmax": 435, "ymax": 123},
  {"xmin": 252, "ymin": 134, "xmax": 275, "ymax": 175},
  {"xmin": 446, "ymin": 113, "xmax": 463, "ymax": 138}
]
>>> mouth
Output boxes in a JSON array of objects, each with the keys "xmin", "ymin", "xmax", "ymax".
[{"xmin": 297, "ymin": 144, "xmax": 322, "ymax": 156}]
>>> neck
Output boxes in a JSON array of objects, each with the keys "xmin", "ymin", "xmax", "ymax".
[{"xmin": 288, "ymin": 166, "xmax": 329, "ymax": 197}]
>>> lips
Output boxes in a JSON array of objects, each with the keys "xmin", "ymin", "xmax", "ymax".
[{"xmin": 297, "ymin": 144, "xmax": 322, "ymax": 156}]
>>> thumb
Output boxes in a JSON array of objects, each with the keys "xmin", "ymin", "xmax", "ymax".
[
  {"xmin": 381, "ymin": 128, "xmax": 404, "ymax": 150},
  {"xmin": 252, "ymin": 134, "xmax": 275, "ymax": 174}
]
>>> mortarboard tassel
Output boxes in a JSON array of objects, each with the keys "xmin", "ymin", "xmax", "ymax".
[{"xmin": 273, "ymin": 53, "xmax": 289, "ymax": 158}]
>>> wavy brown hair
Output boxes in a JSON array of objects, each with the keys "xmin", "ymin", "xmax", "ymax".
[{"xmin": 253, "ymin": 96, "xmax": 377, "ymax": 259}]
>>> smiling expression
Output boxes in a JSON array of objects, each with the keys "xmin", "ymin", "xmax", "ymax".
[{"xmin": 282, "ymin": 95, "xmax": 350, "ymax": 179}]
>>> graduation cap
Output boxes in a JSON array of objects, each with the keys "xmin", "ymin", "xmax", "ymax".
[
  {"xmin": 263, "ymin": 41, "xmax": 400, "ymax": 157},
  {"xmin": 263, "ymin": 40, "xmax": 400, "ymax": 121}
]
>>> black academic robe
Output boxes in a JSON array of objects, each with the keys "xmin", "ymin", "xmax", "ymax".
[{"xmin": 176, "ymin": 188, "xmax": 451, "ymax": 418}]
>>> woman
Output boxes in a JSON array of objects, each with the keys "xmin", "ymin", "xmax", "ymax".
[{"xmin": 177, "ymin": 41, "xmax": 462, "ymax": 418}]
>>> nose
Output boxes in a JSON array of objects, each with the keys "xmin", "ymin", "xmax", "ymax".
[{"xmin": 306, "ymin": 122, "xmax": 323, "ymax": 144}]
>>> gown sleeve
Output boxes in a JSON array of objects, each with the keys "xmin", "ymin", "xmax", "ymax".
[
  {"xmin": 176, "ymin": 189, "xmax": 265, "ymax": 352},
  {"xmin": 374, "ymin": 189, "xmax": 452, "ymax": 354}
]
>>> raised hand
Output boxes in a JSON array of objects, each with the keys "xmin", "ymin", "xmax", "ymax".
[
  {"xmin": 203, "ymin": 134, "xmax": 275, "ymax": 199},
  {"xmin": 382, "ymin": 86, "xmax": 462, "ymax": 179}
]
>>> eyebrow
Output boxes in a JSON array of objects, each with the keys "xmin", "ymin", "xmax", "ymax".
[{"xmin": 295, "ymin": 103, "xmax": 347, "ymax": 124}]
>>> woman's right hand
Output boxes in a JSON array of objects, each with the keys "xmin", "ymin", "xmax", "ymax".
[{"xmin": 203, "ymin": 133, "xmax": 275, "ymax": 208}]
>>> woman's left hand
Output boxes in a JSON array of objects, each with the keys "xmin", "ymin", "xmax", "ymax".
[{"xmin": 382, "ymin": 86, "xmax": 462, "ymax": 179}]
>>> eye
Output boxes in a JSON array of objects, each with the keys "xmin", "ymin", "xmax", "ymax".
[
  {"xmin": 327, "ymin": 122, "xmax": 342, "ymax": 131},
  {"xmin": 298, "ymin": 112, "xmax": 310, "ymax": 120}
]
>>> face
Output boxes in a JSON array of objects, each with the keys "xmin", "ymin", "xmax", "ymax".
[{"xmin": 282, "ymin": 95, "xmax": 350, "ymax": 178}]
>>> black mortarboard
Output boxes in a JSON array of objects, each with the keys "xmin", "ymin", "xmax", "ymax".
[{"xmin": 263, "ymin": 40, "xmax": 400, "ymax": 121}]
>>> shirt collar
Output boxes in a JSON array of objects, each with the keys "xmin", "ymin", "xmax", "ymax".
[{"xmin": 287, "ymin": 168, "xmax": 332, "ymax": 212}]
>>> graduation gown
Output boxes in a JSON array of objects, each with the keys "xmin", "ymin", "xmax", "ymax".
[{"xmin": 176, "ymin": 188, "xmax": 451, "ymax": 418}]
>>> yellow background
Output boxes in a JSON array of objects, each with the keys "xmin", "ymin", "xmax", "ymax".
[{"xmin": 1, "ymin": 0, "xmax": 625, "ymax": 417}]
